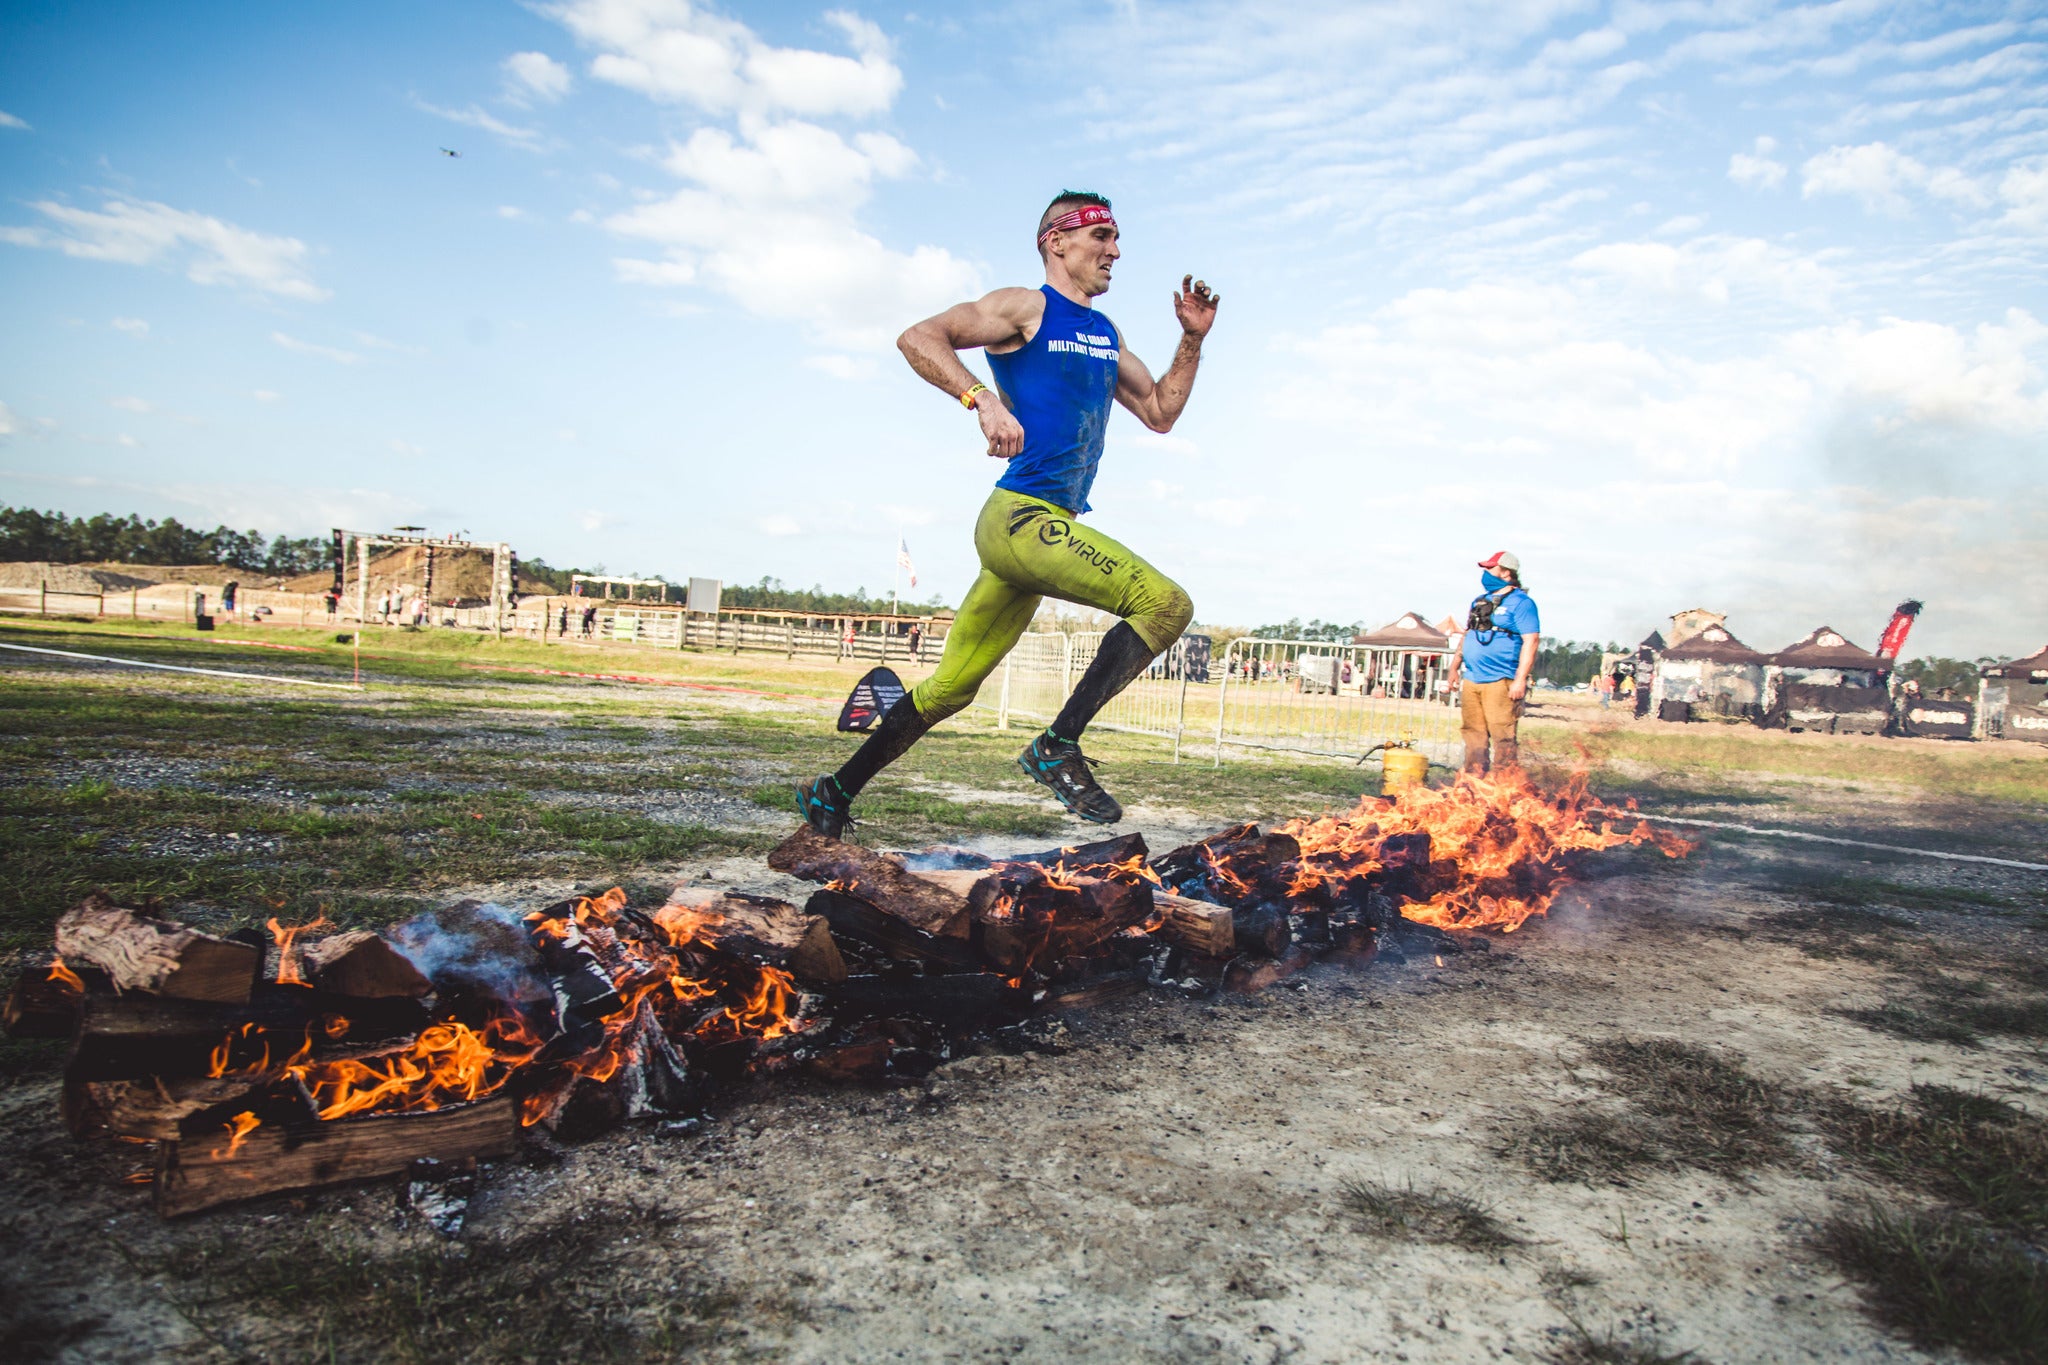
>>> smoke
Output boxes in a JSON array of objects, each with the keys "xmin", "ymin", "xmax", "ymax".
[{"xmin": 386, "ymin": 899, "xmax": 549, "ymax": 1006}]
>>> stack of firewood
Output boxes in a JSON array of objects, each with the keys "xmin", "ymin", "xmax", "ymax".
[{"xmin": 5, "ymin": 819, "xmax": 1466, "ymax": 1219}]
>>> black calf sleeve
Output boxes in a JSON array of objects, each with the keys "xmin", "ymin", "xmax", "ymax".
[
  {"xmin": 1052, "ymin": 622, "xmax": 1160, "ymax": 742},
  {"xmin": 833, "ymin": 696, "xmax": 934, "ymax": 798}
]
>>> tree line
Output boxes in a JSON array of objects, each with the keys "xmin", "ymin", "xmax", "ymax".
[{"xmin": 0, "ymin": 506, "xmax": 330, "ymax": 576}]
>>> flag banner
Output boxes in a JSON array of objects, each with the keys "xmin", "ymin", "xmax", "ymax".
[
  {"xmin": 837, "ymin": 666, "xmax": 907, "ymax": 732},
  {"xmin": 896, "ymin": 537, "xmax": 917, "ymax": 589}
]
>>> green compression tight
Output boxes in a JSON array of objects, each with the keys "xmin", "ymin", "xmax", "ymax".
[{"xmin": 908, "ymin": 489, "xmax": 1193, "ymax": 724}]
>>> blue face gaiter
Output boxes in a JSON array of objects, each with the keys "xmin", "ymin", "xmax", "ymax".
[{"xmin": 1480, "ymin": 571, "xmax": 1507, "ymax": 592}]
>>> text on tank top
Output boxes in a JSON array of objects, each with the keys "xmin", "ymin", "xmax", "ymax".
[{"xmin": 988, "ymin": 285, "xmax": 1121, "ymax": 515}]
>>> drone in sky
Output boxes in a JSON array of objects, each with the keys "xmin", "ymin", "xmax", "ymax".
[{"xmin": 438, "ymin": 147, "xmax": 460, "ymax": 158}]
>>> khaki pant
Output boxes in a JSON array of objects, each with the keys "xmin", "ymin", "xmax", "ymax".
[{"xmin": 1460, "ymin": 679, "xmax": 1522, "ymax": 773}]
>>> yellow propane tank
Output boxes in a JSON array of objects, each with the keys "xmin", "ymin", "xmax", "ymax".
[{"xmin": 1381, "ymin": 746, "xmax": 1428, "ymax": 795}]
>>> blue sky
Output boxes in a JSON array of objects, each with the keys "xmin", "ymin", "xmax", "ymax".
[{"xmin": 2, "ymin": 0, "xmax": 2044, "ymax": 658}]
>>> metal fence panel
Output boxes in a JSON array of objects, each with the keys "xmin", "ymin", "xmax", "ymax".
[{"xmin": 1207, "ymin": 637, "xmax": 1460, "ymax": 765}]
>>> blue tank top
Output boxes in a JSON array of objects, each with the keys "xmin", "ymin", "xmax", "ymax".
[{"xmin": 988, "ymin": 285, "xmax": 1120, "ymax": 514}]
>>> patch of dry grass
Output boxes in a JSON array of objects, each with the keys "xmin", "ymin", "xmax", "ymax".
[{"xmin": 1339, "ymin": 1177, "xmax": 1524, "ymax": 1251}]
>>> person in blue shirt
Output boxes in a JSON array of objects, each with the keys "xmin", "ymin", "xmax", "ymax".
[
  {"xmin": 1449, "ymin": 550, "xmax": 1541, "ymax": 775},
  {"xmin": 794, "ymin": 191, "xmax": 1219, "ymax": 837}
]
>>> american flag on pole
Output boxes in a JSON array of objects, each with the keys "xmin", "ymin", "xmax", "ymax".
[{"xmin": 896, "ymin": 537, "xmax": 917, "ymax": 588}]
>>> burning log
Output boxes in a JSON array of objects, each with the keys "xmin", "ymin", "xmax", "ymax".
[
  {"xmin": 525, "ymin": 1000, "xmax": 700, "ymax": 1141},
  {"xmin": 658, "ymin": 890, "xmax": 847, "ymax": 985},
  {"xmin": 302, "ymin": 930, "xmax": 432, "ymax": 999},
  {"xmin": 153, "ymin": 1094, "xmax": 519, "ymax": 1218},
  {"xmin": 67, "ymin": 1074, "xmax": 279, "ymax": 1141},
  {"xmin": 1009, "ymin": 831, "xmax": 1150, "ymax": 871},
  {"xmin": 768, "ymin": 828, "xmax": 972, "ymax": 938},
  {"xmin": 67, "ymin": 985, "xmax": 431, "ymax": 1082},
  {"xmin": 1150, "ymin": 893, "xmax": 1236, "ymax": 959},
  {"xmin": 968, "ymin": 865, "xmax": 1154, "ymax": 975},
  {"xmin": 806, "ymin": 888, "xmax": 984, "ymax": 972},
  {"xmin": 55, "ymin": 894, "xmax": 262, "ymax": 1004},
  {"xmin": 4, "ymin": 959, "xmax": 98, "ymax": 1039}
]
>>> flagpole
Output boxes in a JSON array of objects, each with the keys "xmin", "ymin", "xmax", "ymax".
[{"xmin": 891, "ymin": 538, "xmax": 899, "ymax": 618}]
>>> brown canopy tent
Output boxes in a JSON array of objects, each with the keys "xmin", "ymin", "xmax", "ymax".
[
  {"xmin": 1352, "ymin": 612, "xmax": 1451, "ymax": 700},
  {"xmin": 1650, "ymin": 623, "xmax": 1768, "ymax": 723},
  {"xmin": 1980, "ymin": 644, "xmax": 2048, "ymax": 744},
  {"xmin": 1764, "ymin": 626, "xmax": 1891, "ymax": 735}
]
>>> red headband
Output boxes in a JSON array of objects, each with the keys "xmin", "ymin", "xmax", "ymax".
[{"xmin": 1038, "ymin": 205, "xmax": 1115, "ymax": 241}]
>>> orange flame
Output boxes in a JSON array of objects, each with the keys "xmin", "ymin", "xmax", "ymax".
[
  {"xmin": 267, "ymin": 913, "xmax": 333, "ymax": 985},
  {"xmin": 289, "ymin": 1015, "xmax": 540, "ymax": 1121},
  {"xmin": 211, "ymin": 1110, "xmax": 261, "ymax": 1161},
  {"xmin": 46, "ymin": 958, "xmax": 85, "ymax": 992},
  {"xmin": 1279, "ymin": 769, "xmax": 1691, "ymax": 933}
]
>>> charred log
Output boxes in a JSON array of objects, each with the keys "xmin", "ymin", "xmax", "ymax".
[
  {"xmin": 769, "ymin": 828, "xmax": 973, "ymax": 939},
  {"xmin": 67, "ymin": 985, "xmax": 430, "ymax": 1082},
  {"xmin": 969, "ymin": 866, "xmax": 1155, "ymax": 975},
  {"xmin": 829, "ymin": 972, "xmax": 1027, "ymax": 1031},
  {"xmin": 807, "ymin": 889, "xmax": 984, "ymax": 972},
  {"xmin": 661, "ymin": 891, "xmax": 847, "ymax": 985},
  {"xmin": 1149, "ymin": 893, "xmax": 1236, "ymax": 958}
]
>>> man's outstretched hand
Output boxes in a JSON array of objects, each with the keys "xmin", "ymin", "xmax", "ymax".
[{"xmin": 1175, "ymin": 276, "xmax": 1220, "ymax": 338}]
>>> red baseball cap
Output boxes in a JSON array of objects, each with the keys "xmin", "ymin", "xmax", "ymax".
[{"xmin": 1478, "ymin": 550, "xmax": 1521, "ymax": 573}]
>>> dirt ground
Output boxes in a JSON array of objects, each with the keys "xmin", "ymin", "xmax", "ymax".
[
  {"xmin": 3, "ymin": 831, "xmax": 2042, "ymax": 1362},
  {"xmin": 2, "ymin": 623, "xmax": 2044, "ymax": 1364}
]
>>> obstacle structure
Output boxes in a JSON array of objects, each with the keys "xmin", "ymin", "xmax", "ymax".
[{"xmin": 331, "ymin": 528, "xmax": 514, "ymax": 635}]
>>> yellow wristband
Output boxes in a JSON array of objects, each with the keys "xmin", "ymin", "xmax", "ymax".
[{"xmin": 960, "ymin": 383, "xmax": 988, "ymax": 409}]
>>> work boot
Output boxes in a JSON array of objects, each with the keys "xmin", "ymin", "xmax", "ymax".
[
  {"xmin": 793, "ymin": 775, "xmax": 854, "ymax": 840},
  {"xmin": 1017, "ymin": 731, "xmax": 1122, "ymax": 824}
]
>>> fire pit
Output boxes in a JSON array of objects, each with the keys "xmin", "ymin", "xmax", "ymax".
[{"xmin": 3, "ymin": 771, "xmax": 1687, "ymax": 1219}]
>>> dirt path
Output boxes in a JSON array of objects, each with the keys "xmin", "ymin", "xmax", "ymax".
[{"xmin": 3, "ymin": 820, "xmax": 2042, "ymax": 1364}]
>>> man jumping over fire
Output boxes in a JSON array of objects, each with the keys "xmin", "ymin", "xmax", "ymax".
[{"xmin": 795, "ymin": 191, "xmax": 1219, "ymax": 838}]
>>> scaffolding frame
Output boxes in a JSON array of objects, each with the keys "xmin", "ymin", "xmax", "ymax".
[
  {"xmin": 570, "ymin": 574, "xmax": 672, "ymax": 602},
  {"xmin": 334, "ymin": 529, "xmax": 514, "ymax": 635}
]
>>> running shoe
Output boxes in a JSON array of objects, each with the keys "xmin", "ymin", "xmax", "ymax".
[
  {"xmin": 1017, "ymin": 731, "xmax": 1122, "ymax": 824},
  {"xmin": 794, "ymin": 774, "xmax": 854, "ymax": 840}
]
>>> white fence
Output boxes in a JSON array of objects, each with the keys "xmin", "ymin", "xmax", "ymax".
[{"xmin": 969, "ymin": 632, "xmax": 1462, "ymax": 767}]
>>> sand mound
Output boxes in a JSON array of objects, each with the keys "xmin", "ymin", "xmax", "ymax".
[{"xmin": 0, "ymin": 562, "xmax": 159, "ymax": 593}]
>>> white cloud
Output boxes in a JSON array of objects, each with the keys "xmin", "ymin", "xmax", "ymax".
[
  {"xmin": 413, "ymin": 98, "xmax": 542, "ymax": 149},
  {"xmin": 605, "ymin": 121, "xmax": 978, "ymax": 349},
  {"xmin": 757, "ymin": 514, "xmax": 803, "ymax": 536},
  {"xmin": 1728, "ymin": 134, "xmax": 1787, "ymax": 190},
  {"xmin": 0, "ymin": 198, "xmax": 327, "ymax": 300},
  {"xmin": 109, "ymin": 396, "xmax": 154, "ymax": 413},
  {"xmin": 503, "ymin": 51, "xmax": 573, "ymax": 105},
  {"xmin": 251, "ymin": 389, "xmax": 281, "ymax": 403},
  {"xmin": 271, "ymin": 331, "xmax": 361, "ymax": 365},
  {"xmin": 1801, "ymin": 141, "xmax": 1990, "ymax": 214},
  {"xmin": 2000, "ymin": 161, "xmax": 2048, "ymax": 233},
  {"xmin": 0, "ymin": 111, "xmax": 28, "ymax": 131},
  {"xmin": 0, "ymin": 400, "xmax": 16, "ymax": 437},
  {"xmin": 350, "ymin": 330, "xmax": 424, "ymax": 355},
  {"xmin": 497, "ymin": 205, "xmax": 527, "ymax": 220},
  {"xmin": 389, "ymin": 438, "xmax": 424, "ymax": 456},
  {"xmin": 111, "ymin": 317, "xmax": 149, "ymax": 338},
  {"xmin": 116, "ymin": 434, "xmax": 141, "ymax": 448},
  {"xmin": 578, "ymin": 509, "xmax": 614, "ymax": 532},
  {"xmin": 1572, "ymin": 235, "xmax": 1837, "ymax": 308},
  {"xmin": 550, "ymin": 0, "xmax": 901, "ymax": 118}
]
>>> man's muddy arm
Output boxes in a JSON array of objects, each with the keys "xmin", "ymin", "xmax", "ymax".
[
  {"xmin": 897, "ymin": 288, "xmax": 1041, "ymax": 457},
  {"xmin": 1115, "ymin": 276, "xmax": 1218, "ymax": 433}
]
